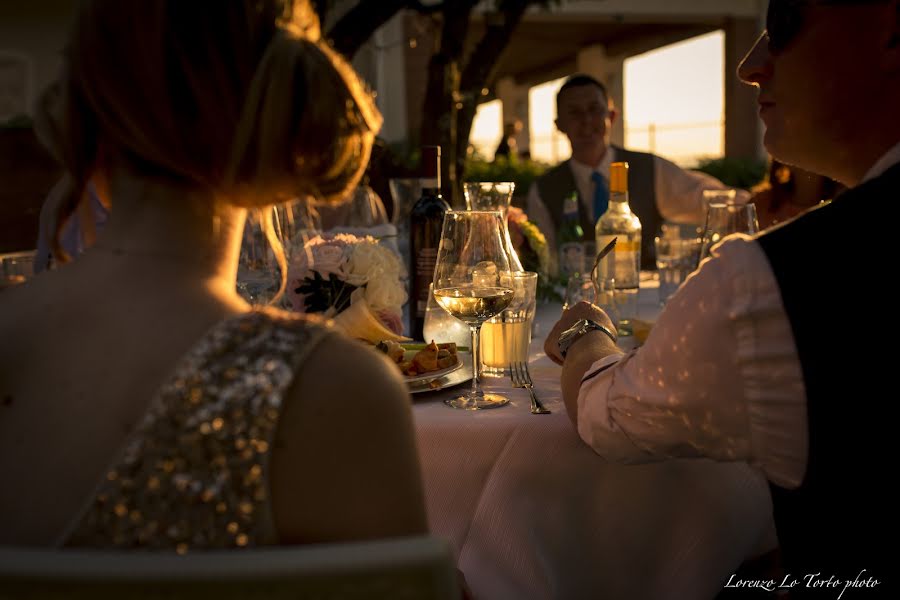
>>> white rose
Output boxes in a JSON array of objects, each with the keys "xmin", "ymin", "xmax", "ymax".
[
  {"xmin": 364, "ymin": 271, "xmax": 408, "ymax": 312},
  {"xmin": 346, "ymin": 241, "xmax": 405, "ymax": 286},
  {"xmin": 310, "ymin": 244, "xmax": 346, "ymax": 278}
]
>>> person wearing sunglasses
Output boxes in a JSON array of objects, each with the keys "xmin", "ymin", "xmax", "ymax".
[{"xmin": 546, "ymin": 0, "xmax": 897, "ymax": 590}]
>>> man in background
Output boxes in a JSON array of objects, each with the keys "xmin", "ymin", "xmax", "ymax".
[{"xmin": 526, "ymin": 74, "xmax": 742, "ymax": 268}]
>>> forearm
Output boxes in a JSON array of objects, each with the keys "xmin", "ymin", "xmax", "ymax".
[{"xmin": 561, "ymin": 331, "xmax": 621, "ymax": 427}]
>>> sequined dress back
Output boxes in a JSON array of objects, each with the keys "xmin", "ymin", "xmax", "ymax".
[{"xmin": 61, "ymin": 309, "xmax": 329, "ymax": 552}]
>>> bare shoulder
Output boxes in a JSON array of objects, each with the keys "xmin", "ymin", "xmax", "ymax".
[
  {"xmin": 302, "ymin": 330, "xmax": 411, "ymax": 411},
  {"xmin": 269, "ymin": 329, "xmax": 427, "ymax": 543}
]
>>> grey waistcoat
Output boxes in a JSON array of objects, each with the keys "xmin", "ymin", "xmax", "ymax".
[{"xmin": 535, "ymin": 146, "xmax": 660, "ymax": 269}]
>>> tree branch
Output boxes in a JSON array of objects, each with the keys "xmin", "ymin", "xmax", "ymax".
[
  {"xmin": 326, "ymin": 0, "xmax": 411, "ymax": 58},
  {"xmin": 454, "ymin": 0, "xmax": 534, "ymax": 183}
]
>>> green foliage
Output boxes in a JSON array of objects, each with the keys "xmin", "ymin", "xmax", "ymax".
[
  {"xmin": 693, "ymin": 156, "xmax": 767, "ymax": 190},
  {"xmin": 464, "ymin": 154, "xmax": 549, "ymax": 197}
]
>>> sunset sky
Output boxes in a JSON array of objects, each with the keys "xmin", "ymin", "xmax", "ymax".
[{"xmin": 470, "ymin": 30, "xmax": 725, "ymax": 168}]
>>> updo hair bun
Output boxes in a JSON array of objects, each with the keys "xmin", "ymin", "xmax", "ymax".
[
  {"xmin": 226, "ymin": 29, "xmax": 382, "ymax": 208},
  {"xmin": 60, "ymin": 0, "xmax": 381, "ymax": 209}
]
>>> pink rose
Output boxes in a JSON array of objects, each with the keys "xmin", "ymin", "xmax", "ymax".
[
  {"xmin": 375, "ymin": 309, "xmax": 404, "ymax": 335},
  {"xmin": 287, "ymin": 234, "xmax": 359, "ymax": 312}
]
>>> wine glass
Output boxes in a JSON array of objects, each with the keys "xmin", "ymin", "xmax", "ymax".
[
  {"xmin": 236, "ymin": 207, "xmax": 283, "ymax": 305},
  {"xmin": 433, "ymin": 211, "xmax": 514, "ymax": 410},
  {"xmin": 699, "ymin": 202, "xmax": 759, "ymax": 264}
]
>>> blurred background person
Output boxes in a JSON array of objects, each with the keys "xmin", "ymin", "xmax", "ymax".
[
  {"xmin": 493, "ymin": 118, "xmax": 522, "ymax": 160},
  {"xmin": 750, "ymin": 159, "xmax": 843, "ymax": 229}
]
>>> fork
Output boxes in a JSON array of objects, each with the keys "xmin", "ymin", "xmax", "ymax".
[{"xmin": 509, "ymin": 362, "xmax": 551, "ymax": 414}]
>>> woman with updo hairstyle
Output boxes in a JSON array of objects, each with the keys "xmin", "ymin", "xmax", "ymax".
[{"xmin": 0, "ymin": 0, "xmax": 427, "ymax": 550}]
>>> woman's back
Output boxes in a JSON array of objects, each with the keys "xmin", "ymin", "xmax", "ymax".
[
  {"xmin": 0, "ymin": 254, "xmax": 426, "ymax": 548},
  {"xmin": 0, "ymin": 0, "xmax": 425, "ymax": 550},
  {"xmin": 0, "ymin": 256, "xmax": 241, "ymax": 544}
]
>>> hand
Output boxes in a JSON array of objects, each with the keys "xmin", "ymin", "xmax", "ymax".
[{"xmin": 543, "ymin": 301, "xmax": 616, "ymax": 366}]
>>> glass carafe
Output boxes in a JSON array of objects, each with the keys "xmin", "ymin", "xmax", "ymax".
[{"xmin": 463, "ymin": 181, "xmax": 524, "ymax": 272}]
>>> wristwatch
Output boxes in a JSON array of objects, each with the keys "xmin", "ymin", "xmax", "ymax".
[{"xmin": 557, "ymin": 318, "xmax": 618, "ymax": 358}]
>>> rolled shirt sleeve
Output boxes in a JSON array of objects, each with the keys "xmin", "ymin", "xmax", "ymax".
[
  {"xmin": 653, "ymin": 156, "xmax": 751, "ymax": 225},
  {"xmin": 577, "ymin": 235, "xmax": 808, "ymax": 489}
]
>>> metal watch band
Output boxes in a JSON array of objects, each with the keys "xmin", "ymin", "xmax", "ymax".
[{"xmin": 559, "ymin": 319, "xmax": 618, "ymax": 358}]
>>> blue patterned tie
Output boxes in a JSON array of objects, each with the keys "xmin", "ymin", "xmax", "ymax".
[{"xmin": 591, "ymin": 171, "xmax": 609, "ymax": 221}]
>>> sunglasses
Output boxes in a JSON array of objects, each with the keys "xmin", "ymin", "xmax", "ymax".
[{"xmin": 765, "ymin": 0, "xmax": 887, "ymax": 54}]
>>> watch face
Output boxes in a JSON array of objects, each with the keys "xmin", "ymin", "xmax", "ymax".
[{"xmin": 558, "ymin": 319, "xmax": 589, "ymax": 356}]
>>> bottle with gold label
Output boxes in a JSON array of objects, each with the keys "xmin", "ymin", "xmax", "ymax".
[{"xmin": 594, "ymin": 161, "xmax": 641, "ymax": 336}]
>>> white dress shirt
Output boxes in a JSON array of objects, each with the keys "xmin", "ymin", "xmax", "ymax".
[
  {"xmin": 574, "ymin": 142, "xmax": 900, "ymax": 489},
  {"xmin": 525, "ymin": 148, "xmax": 747, "ymax": 250}
]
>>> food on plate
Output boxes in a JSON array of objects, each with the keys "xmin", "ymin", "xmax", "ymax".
[
  {"xmin": 376, "ymin": 340, "xmax": 459, "ymax": 377},
  {"xmin": 376, "ymin": 339, "xmax": 406, "ymax": 363}
]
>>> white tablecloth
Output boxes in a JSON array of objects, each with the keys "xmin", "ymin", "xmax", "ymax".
[{"xmin": 413, "ymin": 283, "xmax": 777, "ymax": 599}]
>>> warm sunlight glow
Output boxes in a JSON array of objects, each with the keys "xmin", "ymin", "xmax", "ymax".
[
  {"xmin": 470, "ymin": 31, "xmax": 725, "ymax": 167},
  {"xmin": 624, "ymin": 31, "xmax": 724, "ymax": 166},
  {"xmin": 470, "ymin": 99, "xmax": 502, "ymax": 159},
  {"xmin": 529, "ymin": 77, "xmax": 567, "ymax": 164}
]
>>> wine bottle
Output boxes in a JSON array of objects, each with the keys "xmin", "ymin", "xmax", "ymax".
[
  {"xmin": 409, "ymin": 146, "xmax": 450, "ymax": 340},
  {"xmin": 594, "ymin": 162, "xmax": 641, "ymax": 336},
  {"xmin": 558, "ymin": 191, "xmax": 585, "ymax": 278}
]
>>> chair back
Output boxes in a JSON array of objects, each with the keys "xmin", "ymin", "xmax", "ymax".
[{"xmin": 0, "ymin": 536, "xmax": 460, "ymax": 600}]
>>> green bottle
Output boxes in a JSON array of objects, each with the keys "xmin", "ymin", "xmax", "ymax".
[{"xmin": 558, "ymin": 192, "xmax": 585, "ymax": 278}]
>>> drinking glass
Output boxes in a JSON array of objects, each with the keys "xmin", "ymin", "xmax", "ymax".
[
  {"xmin": 702, "ymin": 188, "xmax": 739, "ymax": 206},
  {"xmin": 236, "ymin": 208, "xmax": 281, "ymax": 305},
  {"xmin": 654, "ymin": 236, "xmax": 701, "ymax": 306},
  {"xmin": 463, "ymin": 181, "xmax": 524, "ymax": 271},
  {"xmin": 276, "ymin": 197, "xmax": 322, "ymax": 260},
  {"xmin": 316, "ymin": 183, "xmax": 389, "ymax": 231},
  {"xmin": 562, "ymin": 272, "xmax": 618, "ymax": 330},
  {"xmin": 464, "ymin": 182, "xmax": 515, "ymax": 213},
  {"xmin": 699, "ymin": 202, "xmax": 759, "ymax": 263},
  {"xmin": 480, "ymin": 271, "xmax": 538, "ymax": 376},
  {"xmin": 433, "ymin": 211, "xmax": 514, "ymax": 410}
]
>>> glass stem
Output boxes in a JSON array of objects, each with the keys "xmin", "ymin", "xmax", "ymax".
[{"xmin": 470, "ymin": 324, "xmax": 483, "ymax": 399}]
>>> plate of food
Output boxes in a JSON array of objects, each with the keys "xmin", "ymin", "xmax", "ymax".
[{"xmin": 376, "ymin": 340, "xmax": 470, "ymax": 393}]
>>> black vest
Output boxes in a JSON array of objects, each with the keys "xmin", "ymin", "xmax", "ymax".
[
  {"xmin": 756, "ymin": 162, "xmax": 899, "ymax": 588},
  {"xmin": 535, "ymin": 147, "xmax": 660, "ymax": 269}
]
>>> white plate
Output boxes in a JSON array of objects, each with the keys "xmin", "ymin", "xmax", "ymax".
[
  {"xmin": 403, "ymin": 351, "xmax": 464, "ymax": 384},
  {"xmin": 407, "ymin": 352, "xmax": 473, "ymax": 395}
]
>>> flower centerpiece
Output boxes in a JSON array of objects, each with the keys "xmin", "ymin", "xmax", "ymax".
[
  {"xmin": 506, "ymin": 206, "xmax": 548, "ymax": 273},
  {"xmin": 505, "ymin": 206, "xmax": 558, "ymax": 301},
  {"xmin": 286, "ymin": 233, "xmax": 409, "ymax": 343}
]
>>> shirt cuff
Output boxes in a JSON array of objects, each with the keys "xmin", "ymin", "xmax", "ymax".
[{"xmin": 577, "ymin": 353, "xmax": 624, "ymax": 436}]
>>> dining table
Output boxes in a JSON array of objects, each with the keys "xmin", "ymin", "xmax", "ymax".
[{"xmin": 411, "ymin": 278, "xmax": 778, "ymax": 600}]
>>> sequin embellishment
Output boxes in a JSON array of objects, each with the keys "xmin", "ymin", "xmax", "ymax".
[{"xmin": 64, "ymin": 309, "xmax": 327, "ymax": 551}]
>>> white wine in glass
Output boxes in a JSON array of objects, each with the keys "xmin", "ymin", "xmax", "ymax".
[
  {"xmin": 433, "ymin": 211, "xmax": 514, "ymax": 410},
  {"xmin": 434, "ymin": 286, "xmax": 513, "ymax": 323}
]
